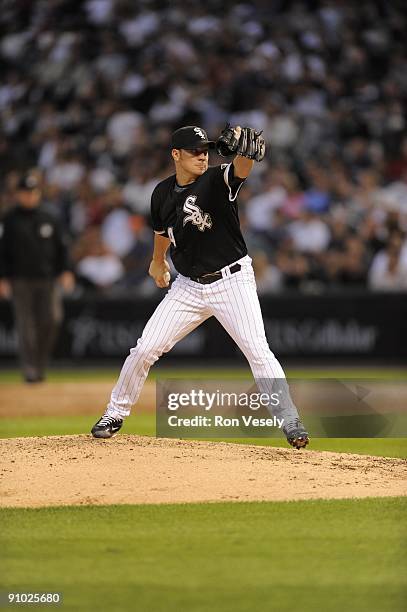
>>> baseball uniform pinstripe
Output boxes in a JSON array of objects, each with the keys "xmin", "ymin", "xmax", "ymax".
[
  {"xmin": 92, "ymin": 125, "xmax": 308, "ymax": 447},
  {"xmin": 106, "ymin": 255, "xmax": 299, "ymax": 425}
]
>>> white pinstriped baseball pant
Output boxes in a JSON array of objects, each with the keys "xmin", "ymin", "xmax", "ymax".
[{"xmin": 107, "ymin": 255, "xmax": 300, "ymax": 424}]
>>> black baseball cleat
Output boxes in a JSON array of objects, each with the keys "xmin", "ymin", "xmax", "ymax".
[
  {"xmin": 91, "ymin": 414, "xmax": 123, "ymax": 439},
  {"xmin": 283, "ymin": 419, "xmax": 310, "ymax": 450}
]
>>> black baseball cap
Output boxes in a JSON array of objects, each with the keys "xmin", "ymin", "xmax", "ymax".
[
  {"xmin": 17, "ymin": 174, "xmax": 39, "ymax": 190},
  {"xmin": 171, "ymin": 126, "xmax": 215, "ymax": 150}
]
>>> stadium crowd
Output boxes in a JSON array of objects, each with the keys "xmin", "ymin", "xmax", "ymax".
[{"xmin": 1, "ymin": 0, "xmax": 406, "ymax": 294}]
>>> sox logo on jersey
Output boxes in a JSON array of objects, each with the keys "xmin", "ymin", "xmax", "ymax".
[{"xmin": 183, "ymin": 195, "xmax": 212, "ymax": 232}]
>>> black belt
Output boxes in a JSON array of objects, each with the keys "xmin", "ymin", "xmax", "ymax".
[{"xmin": 190, "ymin": 263, "xmax": 241, "ymax": 284}]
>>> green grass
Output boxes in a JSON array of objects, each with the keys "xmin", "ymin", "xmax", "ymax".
[
  {"xmin": 1, "ymin": 414, "xmax": 406, "ymax": 458},
  {"xmin": 1, "ymin": 498, "xmax": 406, "ymax": 612},
  {"xmin": 0, "ymin": 415, "xmax": 155, "ymax": 440},
  {"xmin": 1, "ymin": 366, "xmax": 407, "ymax": 383}
]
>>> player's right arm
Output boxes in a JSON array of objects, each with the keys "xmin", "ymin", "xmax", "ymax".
[
  {"xmin": 149, "ymin": 233, "xmax": 171, "ymax": 288},
  {"xmin": 149, "ymin": 184, "xmax": 171, "ymax": 288}
]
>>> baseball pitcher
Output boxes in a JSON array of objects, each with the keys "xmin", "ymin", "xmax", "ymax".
[{"xmin": 91, "ymin": 125, "xmax": 309, "ymax": 449}]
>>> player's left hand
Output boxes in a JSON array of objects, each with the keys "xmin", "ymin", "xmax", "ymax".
[
  {"xmin": 216, "ymin": 124, "xmax": 265, "ymax": 161},
  {"xmin": 236, "ymin": 127, "xmax": 266, "ymax": 161},
  {"xmin": 216, "ymin": 124, "xmax": 241, "ymax": 157}
]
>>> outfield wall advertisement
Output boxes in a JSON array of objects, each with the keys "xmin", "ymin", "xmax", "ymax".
[{"xmin": 0, "ymin": 293, "xmax": 406, "ymax": 361}]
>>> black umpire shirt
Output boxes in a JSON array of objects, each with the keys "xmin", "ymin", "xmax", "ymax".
[
  {"xmin": 151, "ymin": 163, "xmax": 248, "ymax": 277},
  {"xmin": 0, "ymin": 205, "xmax": 70, "ymax": 279}
]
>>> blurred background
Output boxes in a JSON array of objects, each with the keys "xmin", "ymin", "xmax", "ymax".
[{"xmin": 0, "ymin": 0, "xmax": 406, "ymax": 366}]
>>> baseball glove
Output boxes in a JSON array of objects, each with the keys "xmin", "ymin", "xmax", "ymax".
[
  {"xmin": 237, "ymin": 127, "xmax": 266, "ymax": 162},
  {"xmin": 216, "ymin": 123, "xmax": 240, "ymax": 157},
  {"xmin": 216, "ymin": 125, "xmax": 266, "ymax": 161}
]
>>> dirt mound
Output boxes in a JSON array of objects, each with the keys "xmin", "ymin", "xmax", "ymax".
[{"xmin": 1, "ymin": 435, "xmax": 406, "ymax": 507}]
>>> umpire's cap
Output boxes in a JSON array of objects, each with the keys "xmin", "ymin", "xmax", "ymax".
[
  {"xmin": 171, "ymin": 126, "xmax": 215, "ymax": 150},
  {"xmin": 17, "ymin": 173, "xmax": 40, "ymax": 190}
]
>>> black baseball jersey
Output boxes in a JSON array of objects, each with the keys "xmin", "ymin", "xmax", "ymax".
[{"xmin": 150, "ymin": 163, "xmax": 248, "ymax": 277}]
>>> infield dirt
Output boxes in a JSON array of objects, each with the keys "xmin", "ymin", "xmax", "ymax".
[
  {"xmin": 1, "ymin": 434, "xmax": 406, "ymax": 507},
  {"xmin": 1, "ymin": 380, "xmax": 406, "ymax": 507},
  {"xmin": 0, "ymin": 381, "xmax": 154, "ymax": 416}
]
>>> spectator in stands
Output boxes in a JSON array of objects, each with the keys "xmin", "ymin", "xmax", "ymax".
[
  {"xmin": 369, "ymin": 232, "xmax": 407, "ymax": 291},
  {"xmin": 0, "ymin": 0, "xmax": 405, "ymax": 294},
  {"xmin": 252, "ymin": 251, "xmax": 282, "ymax": 294},
  {"xmin": 73, "ymin": 226, "xmax": 124, "ymax": 291}
]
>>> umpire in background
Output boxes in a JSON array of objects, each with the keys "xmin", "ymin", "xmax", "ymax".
[{"xmin": 0, "ymin": 173, "xmax": 75, "ymax": 382}]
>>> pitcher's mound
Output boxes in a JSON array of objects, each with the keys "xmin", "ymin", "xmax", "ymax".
[{"xmin": 1, "ymin": 435, "xmax": 406, "ymax": 507}]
